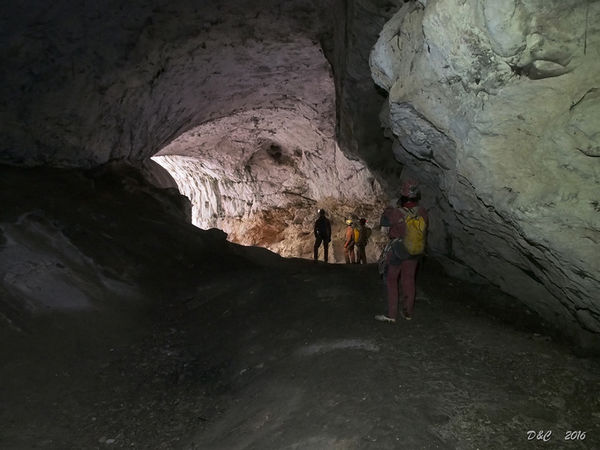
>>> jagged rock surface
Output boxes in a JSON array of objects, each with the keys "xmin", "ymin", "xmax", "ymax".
[
  {"xmin": 153, "ymin": 107, "xmax": 387, "ymax": 262},
  {"xmin": 370, "ymin": 0, "xmax": 600, "ymax": 348}
]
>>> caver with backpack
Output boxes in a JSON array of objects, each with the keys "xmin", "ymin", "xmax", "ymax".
[
  {"xmin": 375, "ymin": 180, "xmax": 428, "ymax": 323},
  {"xmin": 344, "ymin": 217, "xmax": 357, "ymax": 264},
  {"xmin": 355, "ymin": 218, "xmax": 372, "ymax": 264}
]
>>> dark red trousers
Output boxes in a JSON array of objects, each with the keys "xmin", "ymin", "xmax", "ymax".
[{"xmin": 385, "ymin": 259, "xmax": 418, "ymax": 319}]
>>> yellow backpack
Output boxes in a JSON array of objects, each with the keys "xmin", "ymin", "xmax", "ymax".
[{"xmin": 403, "ymin": 207, "xmax": 426, "ymax": 255}]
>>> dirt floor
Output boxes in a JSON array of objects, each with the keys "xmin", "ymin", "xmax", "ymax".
[
  {"xmin": 2, "ymin": 255, "xmax": 599, "ymax": 450},
  {"xmin": 1, "ymin": 164, "xmax": 598, "ymax": 449}
]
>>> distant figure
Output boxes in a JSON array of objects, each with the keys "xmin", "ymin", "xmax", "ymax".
[
  {"xmin": 313, "ymin": 209, "xmax": 332, "ymax": 263},
  {"xmin": 344, "ymin": 218, "xmax": 356, "ymax": 264},
  {"xmin": 355, "ymin": 218, "xmax": 371, "ymax": 264},
  {"xmin": 375, "ymin": 180, "xmax": 428, "ymax": 322}
]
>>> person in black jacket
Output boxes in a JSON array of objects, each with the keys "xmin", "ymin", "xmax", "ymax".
[
  {"xmin": 356, "ymin": 218, "xmax": 370, "ymax": 264},
  {"xmin": 313, "ymin": 209, "xmax": 332, "ymax": 263}
]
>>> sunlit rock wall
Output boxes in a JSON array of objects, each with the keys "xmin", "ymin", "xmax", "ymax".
[
  {"xmin": 371, "ymin": 0, "xmax": 600, "ymax": 348},
  {"xmin": 153, "ymin": 127, "xmax": 387, "ymax": 263}
]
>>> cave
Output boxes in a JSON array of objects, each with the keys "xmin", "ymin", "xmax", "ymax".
[{"xmin": 1, "ymin": 0, "xmax": 599, "ymax": 448}]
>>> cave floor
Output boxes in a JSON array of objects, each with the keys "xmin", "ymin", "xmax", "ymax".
[{"xmin": 1, "ymin": 258, "xmax": 599, "ymax": 450}]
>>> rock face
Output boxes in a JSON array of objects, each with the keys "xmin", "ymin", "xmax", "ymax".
[
  {"xmin": 0, "ymin": 163, "xmax": 210, "ymax": 320},
  {"xmin": 143, "ymin": 21, "xmax": 388, "ymax": 262},
  {"xmin": 370, "ymin": 0, "xmax": 600, "ymax": 347},
  {"xmin": 153, "ymin": 130, "xmax": 386, "ymax": 262},
  {"xmin": 332, "ymin": 0, "xmax": 406, "ymax": 186},
  {"xmin": 0, "ymin": 0, "xmax": 387, "ymax": 262},
  {"xmin": 0, "ymin": 0, "xmax": 335, "ymax": 167}
]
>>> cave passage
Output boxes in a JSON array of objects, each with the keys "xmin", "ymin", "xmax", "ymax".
[
  {"xmin": 1, "ymin": 0, "xmax": 599, "ymax": 448},
  {"xmin": 2, "ymin": 163, "xmax": 600, "ymax": 449},
  {"xmin": 149, "ymin": 33, "xmax": 386, "ymax": 263}
]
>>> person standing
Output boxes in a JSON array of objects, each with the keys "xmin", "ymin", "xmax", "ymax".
[
  {"xmin": 344, "ymin": 218, "xmax": 356, "ymax": 264},
  {"xmin": 375, "ymin": 180, "xmax": 428, "ymax": 322},
  {"xmin": 356, "ymin": 218, "xmax": 370, "ymax": 264},
  {"xmin": 313, "ymin": 209, "xmax": 332, "ymax": 263}
]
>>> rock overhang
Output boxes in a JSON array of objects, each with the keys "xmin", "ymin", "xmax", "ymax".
[
  {"xmin": 0, "ymin": 0, "xmax": 388, "ymax": 262},
  {"xmin": 0, "ymin": 0, "xmax": 337, "ymax": 167}
]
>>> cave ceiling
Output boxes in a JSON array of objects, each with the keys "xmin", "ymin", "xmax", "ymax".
[{"xmin": 0, "ymin": 0, "xmax": 338, "ymax": 167}]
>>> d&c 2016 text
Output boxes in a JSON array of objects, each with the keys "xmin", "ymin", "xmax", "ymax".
[{"xmin": 526, "ymin": 430, "xmax": 587, "ymax": 441}]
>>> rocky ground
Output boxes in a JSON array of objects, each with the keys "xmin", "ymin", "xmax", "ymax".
[
  {"xmin": 2, "ymin": 259, "xmax": 599, "ymax": 449},
  {"xmin": 1, "ymin": 164, "xmax": 599, "ymax": 449}
]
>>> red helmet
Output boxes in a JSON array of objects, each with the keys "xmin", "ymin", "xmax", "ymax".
[{"xmin": 400, "ymin": 179, "xmax": 419, "ymax": 197}]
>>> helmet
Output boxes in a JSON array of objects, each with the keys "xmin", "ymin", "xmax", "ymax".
[
  {"xmin": 345, "ymin": 218, "xmax": 353, "ymax": 225},
  {"xmin": 318, "ymin": 209, "xmax": 326, "ymax": 216},
  {"xmin": 359, "ymin": 218, "xmax": 366, "ymax": 225},
  {"xmin": 400, "ymin": 179, "xmax": 419, "ymax": 198}
]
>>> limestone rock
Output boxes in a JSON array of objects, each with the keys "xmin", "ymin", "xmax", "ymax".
[
  {"xmin": 332, "ymin": 0, "xmax": 406, "ymax": 187},
  {"xmin": 371, "ymin": 0, "xmax": 600, "ymax": 346},
  {"xmin": 0, "ymin": 0, "xmax": 389, "ymax": 261},
  {"xmin": 0, "ymin": 0, "xmax": 336, "ymax": 167},
  {"xmin": 153, "ymin": 117, "xmax": 387, "ymax": 262}
]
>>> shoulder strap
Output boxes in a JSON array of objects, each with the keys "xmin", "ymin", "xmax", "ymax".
[{"xmin": 403, "ymin": 207, "xmax": 416, "ymax": 218}]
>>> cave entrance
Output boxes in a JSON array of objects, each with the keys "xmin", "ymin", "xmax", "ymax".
[{"xmin": 151, "ymin": 39, "xmax": 385, "ymax": 263}]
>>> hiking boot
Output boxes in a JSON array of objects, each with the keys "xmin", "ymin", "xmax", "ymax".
[
  {"xmin": 374, "ymin": 314, "xmax": 396, "ymax": 323},
  {"xmin": 400, "ymin": 311, "xmax": 412, "ymax": 321}
]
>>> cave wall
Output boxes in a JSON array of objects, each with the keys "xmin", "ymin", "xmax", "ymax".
[
  {"xmin": 0, "ymin": 0, "xmax": 387, "ymax": 263},
  {"xmin": 369, "ymin": 0, "xmax": 600, "ymax": 347},
  {"xmin": 153, "ymin": 141, "xmax": 387, "ymax": 263},
  {"xmin": 332, "ymin": 0, "xmax": 407, "ymax": 189},
  {"xmin": 0, "ymin": 163, "xmax": 212, "ymax": 320},
  {"xmin": 146, "ymin": 38, "xmax": 388, "ymax": 262},
  {"xmin": 0, "ymin": 0, "xmax": 336, "ymax": 167}
]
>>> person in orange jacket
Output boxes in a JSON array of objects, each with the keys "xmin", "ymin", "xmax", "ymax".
[{"xmin": 344, "ymin": 218, "xmax": 356, "ymax": 264}]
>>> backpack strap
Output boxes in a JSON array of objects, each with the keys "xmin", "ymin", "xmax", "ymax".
[{"xmin": 403, "ymin": 206, "xmax": 416, "ymax": 218}]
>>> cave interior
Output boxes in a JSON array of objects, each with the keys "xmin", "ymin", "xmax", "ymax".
[{"xmin": 1, "ymin": 0, "xmax": 599, "ymax": 448}]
